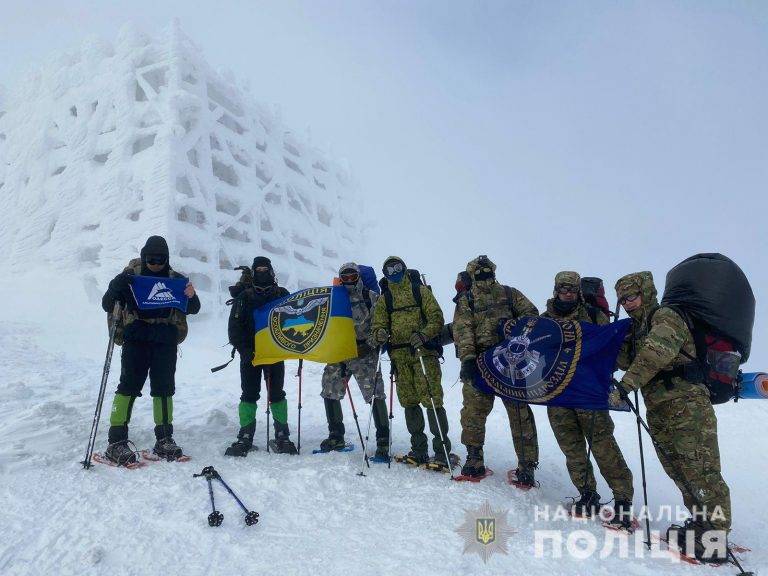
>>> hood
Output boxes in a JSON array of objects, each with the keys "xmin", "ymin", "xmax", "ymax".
[
  {"xmin": 615, "ymin": 271, "xmax": 658, "ymax": 320},
  {"xmin": 466, "ymin": 255, "xmax": 497, "ymax": 291},
  {"xmin": 339, "ymin": 261, "xmax": 363, "ymax": 291}
]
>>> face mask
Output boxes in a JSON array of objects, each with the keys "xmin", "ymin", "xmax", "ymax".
[
  {"xmin": 253, "ymin": 268, "xmax": 274, "ymax": 286},
  {"xmin": 553, "ymin": 298, "xmax": 578, "ymax": 315},
  {"xmin": 387, "ymin": 271, "xmax": 405, "ymax": 283}
]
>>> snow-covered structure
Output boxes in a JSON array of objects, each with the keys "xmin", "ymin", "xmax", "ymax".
[{"xmin": 0, "ymin": 22, "xmax": 365, "ymax": 312}]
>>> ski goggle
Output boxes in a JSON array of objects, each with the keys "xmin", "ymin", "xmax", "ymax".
[
  {"xmin": 340, "ymin": 272, "xmax": 360, "ymax": 284},
  {"xmin": 619, "ymin": 292, "xmax": 641, "ymax": 305},
  {"xmin": 146, "ymin": 255, "xmax": 167, "ymax": 266},
  {"xmin": 384, "ymin": 261, "xmax": 404, "ymax": 276},
  {"xmin": 556, "ymin": 284, "xmax": 579, "ymax": 295},
  {"xmin": 253, "ymin": 266, "xmax": 271, "ymax": 273}
]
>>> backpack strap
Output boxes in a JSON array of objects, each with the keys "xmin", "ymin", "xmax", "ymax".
[{"xmin": 585, "ymin": 304, "xmax": 598, "ymax": 324}]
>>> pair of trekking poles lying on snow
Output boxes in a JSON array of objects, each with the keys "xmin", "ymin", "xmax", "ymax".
[{"xmin": 193, "ymin": 466, "xmax": 260, "ymax": 527}]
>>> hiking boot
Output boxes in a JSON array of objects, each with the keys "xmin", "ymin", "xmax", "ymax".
[
  {"xmin": 225, "ymin": 424, "xmax": 256, "ymax": 457},
  {"xmin": 272, "ymin": 421, "xmax": 298, "ymax": 455},
  {"xmin": 430, "ymin": 452, "xmax": 460, "ymax": 472},
  {"xmin": 153, "ymin": 436, "xmax": 184, "ymax": 460},
  {"xmin": 461, "ymin": 445, "xmax": 486, "ymax": 477},
  {"xmin": 668, "ymin": 519, "xmax": 729, "ymax": 564},
  {"xmin": 374, "ymin": 443, "xmax": 390, "ymax": 460},
  {"xmin": 319, "ymin": 435, "xmax": 348, "ymax": 452},
  {"xmin": 402, "ymin": 451, "xmax": 429, "ymax": 466},
  {"xmin": 104, "ymin": 440, "xmax": 138, "ymax": 466},
  {"xmin": 604, "ymin": 500, "xmax": 634, "ymax": 531},
  {"xmin": 572, "ymin": 490, "xmax": 601, "ymax": 518}
]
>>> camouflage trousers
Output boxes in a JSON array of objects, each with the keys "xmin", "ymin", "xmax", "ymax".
[
  {"xmin": 548, "ymin": 407, "xmax": 634, "ymax": 501},
  {"xmin": 321, "ymin": 351, "xmax": 385, "ymax": 403},
  {"xmin": 390, "ymin": 350, "xmax": 443, "ymax": 408},
  {"xmin": 460, "ymin": 382, "xmax": 538, "ymax": 465},
  {"xmin": 644, "ymin": 380, "xmax": 731, "ymax": 531}
]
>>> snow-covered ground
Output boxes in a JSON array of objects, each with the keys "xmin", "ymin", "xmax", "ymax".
[{"xmin": 1, "ymin": 272, "xmax": 766, "ymax": 576}]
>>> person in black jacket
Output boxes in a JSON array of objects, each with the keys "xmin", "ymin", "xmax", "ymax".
[
  {"xmin": 225, "ymin": 256, "xmax": 297, "ymax": 456},
  {"xmin": 101, "ymin": 236, "xmax": 200, "ymax": 465}
]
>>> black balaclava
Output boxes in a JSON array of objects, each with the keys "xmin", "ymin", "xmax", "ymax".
[
  {"xmin": 553, "ymin": 297, "xmax": 579, "ymax": 315},
  {"xmin": 140, "ymin": 235, "xmax": 170, "ymax": 276},
  {"xmin": 252, "ymin": 256, "xmax": 276, "ymax": 288}
]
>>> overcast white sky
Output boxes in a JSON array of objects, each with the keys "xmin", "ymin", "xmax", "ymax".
[{"xmin": 1, "ymin": 1, "xmax": 766, "ymax": 369}]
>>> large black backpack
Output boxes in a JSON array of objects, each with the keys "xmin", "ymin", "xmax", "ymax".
[
  {"xmin": 581, "ymin": 276, "xmax": 612, "ymax": 321},
  {"xmin": 659, "ymin": 253, "xmax": 755, "ymax": 403},
  {"xmin": 379, "ymin": 269, "xmax": 443, "ymax": 356}
]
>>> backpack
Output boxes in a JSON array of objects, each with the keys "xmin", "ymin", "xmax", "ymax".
[
  {"xmin": 109, "ymin": 258, "xmax": 189, "ymax": 346},
  {"xmin": 358, "ymin": 265, "xmax": 381, "ymax": 294},
  {"xmin": 379, "ymin": 269, "xmax": 443, "ymax": 357},
  {"xmin": 658, "ymin": 253, "xmax": 755, "ymax": 403},
  {"xmin": 581, "ymin": 277, "xmax": 612, "ymax": 319}
]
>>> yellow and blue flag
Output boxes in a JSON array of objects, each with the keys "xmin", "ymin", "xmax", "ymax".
[{"xmin": 252, "ymin": 286, "xmax": 357, "ymax": 365}]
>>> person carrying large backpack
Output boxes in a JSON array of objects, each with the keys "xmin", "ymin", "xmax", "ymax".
[
  {"xmin": 101, "ymin": 235, "xmax": 201, "ymax": 465},
  {"xmin": 614, "ymin": 256, "xmax": 752, "ymax": 564},
  {"xmin": 453, "ymin": 255, "xmax": 540, "ymax": 487},
  {"xmin": 224, "ymin": 256, "xmax": 295, "ymax": 456},
  {"xmin": 543, "ymin": 271, "xmax": 634, "ymax": 527},
  {"xmin": 371, "ymin": 256, "xmax": 454, "ymax": 469},
  {"xmin": 318, "ymin": 262, "xmax": 389, "ymax": 456}
]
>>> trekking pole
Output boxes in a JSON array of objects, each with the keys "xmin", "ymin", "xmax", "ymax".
[
  {"xmin": 620, "ymin": 392, "xmax": 752, "ymax": 574},
  {"xmin": 265, "ymin": 370, "xmax": 272, "ymax": 454},
  {"xmin": 346, "ymin": 378, "xmax": 369, "ymax": 472},
  {"xmin": 82, "ymin": 302, "xmax": 122, "ymax": 469},
  {"xmin": 296, "ymin": 359, "xmax": 303, "ymax": 455},
  {"xmin": 214, "ymin": 472, "xmax": 260, "ymax": 526},
  {"xmin": 580, "ymin": 410, "xmax": 598, "ymax": 496},
  {"xmin": 418, "ymin": 351, "xmax": 454, "ymax": 480},
  {"xmin": 358, "ymin": 352, "xmax": 382, "ymax": 476},
  {"xmin": 634, "ymin": 389, "xmax": 652, "ymax": 548},
  {"xmin": 388, "ymin": 369, "xmax": 395, "ymax": 469},
  {"xmin": 193, "ymin": 467, "xmax": 223, "ymax": 526}
]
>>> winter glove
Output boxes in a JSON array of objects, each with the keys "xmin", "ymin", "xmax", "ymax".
[
  {"xmin": 373, "ymin": 328, "xmax": 389, "ymax": 345},
  {"xmin": 108, "ymin": 273, "xmax": 133, "ymax": 304},
  {"xmin": 613, "ymin": 377, "xmax": 634, "ymax": 398},
  {"xmin": 410, "ymin": 331, "xmax": 428, "ymax": 350},
  {"xmin": 460, "ymin": 359, "xmax": 478, "ymax": 382}
]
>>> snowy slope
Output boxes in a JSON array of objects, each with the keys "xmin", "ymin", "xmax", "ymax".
[{"xmin": 1, "ymin": 272, "xmax": 766, "ymax": 576}]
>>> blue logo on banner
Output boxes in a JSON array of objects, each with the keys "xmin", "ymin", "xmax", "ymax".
[{"xmin": 129, "ymin": 275, "xmax": 188, "ymax": 312}]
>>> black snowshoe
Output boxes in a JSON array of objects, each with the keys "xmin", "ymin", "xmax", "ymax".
[
  {"xmin": 225, "ymin": 424, "xmax": 257, "ymax": 457},
  {"xmin": 270, "ymin": 422, "xmax": 298, "ymax": 455}
]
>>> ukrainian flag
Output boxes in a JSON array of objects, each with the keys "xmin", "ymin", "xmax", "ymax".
[{"xmin": 252, "ymin": 286, "xmax": 358, "ymax": 365}]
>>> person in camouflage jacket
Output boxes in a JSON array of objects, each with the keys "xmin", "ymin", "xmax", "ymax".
[
  {"xmin": 371, "ymin": 256, "xmax": 453, "ymax": 467},
  {"xmin": 319, "ymin": 263, "xmax": 388, "ymax": 457},
  {"xmin": 616, "ymin": 271, "xmax": 731, "ymax": 562},
  {"xmin": 452, "ymin": 255, "xmax": 540, "ymax": 485},
  {"xmin": 543, "ymin": 271, "xmax": 634, "ymax": 527}
]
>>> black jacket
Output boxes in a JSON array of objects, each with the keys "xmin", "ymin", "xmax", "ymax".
[{"xmin": 228, "ymin": 282, "xmax": 289, "ymax": 352}]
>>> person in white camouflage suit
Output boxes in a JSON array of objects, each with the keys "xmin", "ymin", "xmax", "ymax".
[{"xmin": 319, "ymin": 262, "xmax": 389, "ymax": 456}]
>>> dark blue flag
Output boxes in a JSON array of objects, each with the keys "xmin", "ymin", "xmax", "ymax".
[
  {"xmin": 473, "ymin": 317, "xmax": 631, "ymax": 411},
  {"xmin": 129, "ymin": 275, "xmax": 189, "ymax": 312}
]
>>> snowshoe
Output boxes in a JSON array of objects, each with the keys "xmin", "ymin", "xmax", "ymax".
[
  {"xmin": 507, "ymin": 467, "xmax": 539, "ymax": 491},
  {"xmin": 459, "ymin": 446, "xmax": 486, "ymax": 478},
  {"xmin": 666, "ymin": 520, "xmax": 730, "ymax": 564},
  {"xmin": 152, "ymin": 437, "xmax": 186, "ymax": 461},
  {"xmin": 602, "ymin": 500, "xmax": 639, "ymax": 533},
  {"xmin": 269, "ymin": 438, "xmax": 298, "ymax": 455},
  {"xmin": 371, "ymin": 444, "xmax": 391, "ymax": 463},
  {"xmin": 312, "ymin": 443, "xmax": 354, "ymax": 454},
  {"xmin": 225, "ymin": 438, "xmax": 257, "ymax": 457},
  {"xmin": 394, "ymin": 451, "xmax": 429, "ymax": 467},
  {"xmin": 569, "ymin": 490, "xmax": 601, "ymax": 518},
  {"xmin": 454, "ymin": 468, "xmax": 495, "ymax": 483},
  {"xmin": 425, "ymin": 452, "xmax": 460, "ymax": 472},
  {"xmin": 98, "ymin": 441, "xmax": 143, "ymax": 468}
]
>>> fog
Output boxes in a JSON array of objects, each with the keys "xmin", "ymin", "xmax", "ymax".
[{"xmin": 1, "ymin": 0, "xmax": 765, "ymax": 368}]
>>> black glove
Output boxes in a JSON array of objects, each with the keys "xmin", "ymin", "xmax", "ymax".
[
  {"xmin": 460, "ymin": 359, "xmax": 478, "ymax": 382},
  {"xmin": 357, "ymin": 340, "xmax": 373, "ymax": 357},
  {"xmin": 108, "ymin": 273, "xmax": 133, "ymax": 304}
]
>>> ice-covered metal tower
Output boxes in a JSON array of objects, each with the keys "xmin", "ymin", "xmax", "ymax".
[{"xmin": 0, "ymin": 22, "xmax": 365, "ymax": 312}]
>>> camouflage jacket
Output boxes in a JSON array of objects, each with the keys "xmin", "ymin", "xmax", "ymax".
[
  {"xmin": 347, "ymin": 283, "xmax": 379, "ymax": 345},
  {"xmin": 452, "ymin": 281, "xmax": 538, "ymax": 361},
  {"xmin": 541, "ymin": 298, "xmax": 609, "ymax": 325},
  {"xmin": 371, "ymin": 275, "xmax": 444, "ymax": 348},
  {"xmin": 617, "ymin": 307, "xmax": 698, "ymax": 399}
]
